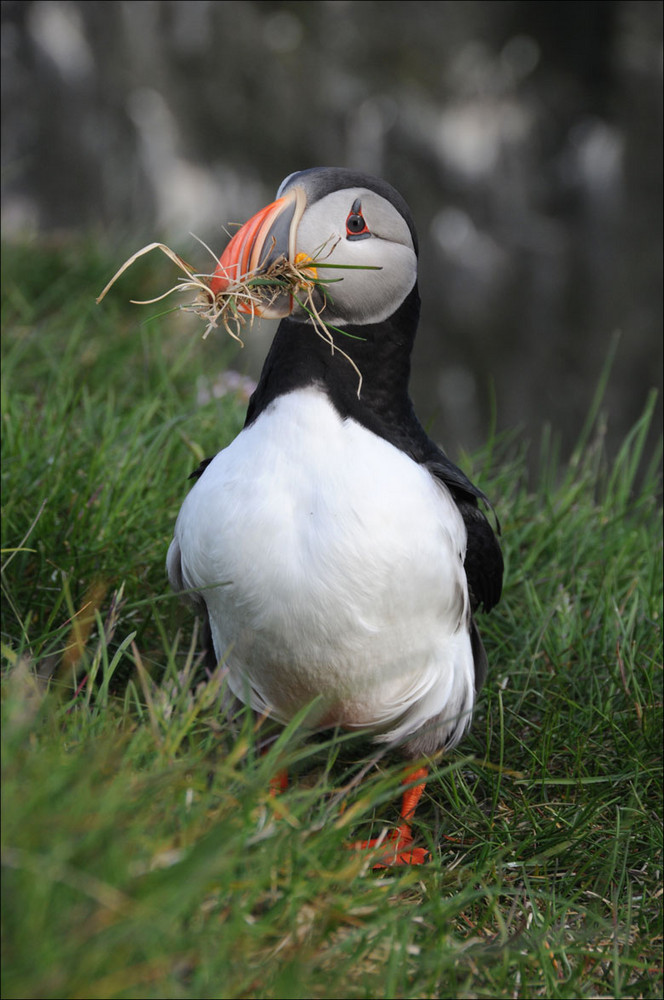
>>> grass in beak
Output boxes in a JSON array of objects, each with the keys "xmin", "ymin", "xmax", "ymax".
[{"xmin": 96, "ymin": 238, "xmax": 380, "ymax": 396}]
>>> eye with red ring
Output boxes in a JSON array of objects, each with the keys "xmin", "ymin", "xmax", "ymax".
[{"xmin": 345, "ymin": 198, "xmax": 371, "ymax": 240}]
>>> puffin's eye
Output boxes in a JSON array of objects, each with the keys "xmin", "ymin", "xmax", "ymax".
[{"xmin": 346, "ymin": 199, "xmax": 371, "ymax": 240}]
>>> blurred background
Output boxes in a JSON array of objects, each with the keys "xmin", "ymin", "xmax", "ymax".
[{"xmin": 2, "ymin": 0, "xmax": 662, "ymax": 469}]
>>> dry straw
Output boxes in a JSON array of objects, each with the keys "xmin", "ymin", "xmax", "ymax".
[{"xmin": 97, "ymin": 237, "xmax": 379, "ymax": 396}]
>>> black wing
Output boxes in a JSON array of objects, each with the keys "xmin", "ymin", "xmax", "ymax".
[
  {"xmin": 188, "ymin": 457, "xmax": 214, "ymax": 481},
  {"xmin": 425, "ymin": 456, "xmax": 503, "ymax": 614}
]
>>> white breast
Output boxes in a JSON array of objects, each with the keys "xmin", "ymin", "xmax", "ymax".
[{"xmin": 168, "ymin": 386, "xmax": 475, "ymax": 747}]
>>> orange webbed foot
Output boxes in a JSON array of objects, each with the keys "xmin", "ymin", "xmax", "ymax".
[
  {"xmin": 352, "ymin": 827, "xmax": 431, "ymax": 867},
  {"xmin": 349, "ymin": 765, "xmax": 431, "ymax": 868}
]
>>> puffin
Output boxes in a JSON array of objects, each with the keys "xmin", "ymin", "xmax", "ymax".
[{"xmin": 167, "ymin": 167, "xmax": 503, "ymax": 865}]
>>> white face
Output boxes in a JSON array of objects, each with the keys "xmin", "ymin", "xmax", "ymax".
[{"xmin": 293, "ymin": 187, "xmax": 417, "ymax": 326}]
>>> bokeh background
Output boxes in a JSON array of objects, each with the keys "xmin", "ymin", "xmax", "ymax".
[{"xmin": 2, "ymin": 0, "xmax": 662, "ymax": 468}]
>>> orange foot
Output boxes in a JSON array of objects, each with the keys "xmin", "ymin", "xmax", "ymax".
[
  {"xmin": 352, "ymin": 827, "xmax": 430, "ymax": 868},
  {"xmin": 349, "ymin": 765, "xmax": 431, "ymax": 868}
]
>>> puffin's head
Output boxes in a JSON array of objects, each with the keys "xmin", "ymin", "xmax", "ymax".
[{"xmin": 211, "ymin": 167, "xmax": 418, "ymax": 327}]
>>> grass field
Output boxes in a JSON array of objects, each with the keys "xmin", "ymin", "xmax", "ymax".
[{"xmin": 1, "ymin": 238, "xmax": 662, "ymax": 999}]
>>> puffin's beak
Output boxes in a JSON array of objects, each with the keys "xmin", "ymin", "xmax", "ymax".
[{"xmin": 210, "ymin": 186, "xmax": 307, "ymax": 318}]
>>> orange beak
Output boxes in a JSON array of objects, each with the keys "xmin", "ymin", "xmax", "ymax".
[{"xmin": 210, "ymin": 186, "xmax": 306, "ymax": 318}]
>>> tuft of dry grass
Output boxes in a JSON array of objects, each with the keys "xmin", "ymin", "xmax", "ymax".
[{"xmin": 96, "ymin": 236, "xmax": 379, "ymax": 395}]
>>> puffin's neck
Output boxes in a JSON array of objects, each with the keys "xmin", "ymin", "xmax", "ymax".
[{"xmin": 245, "ymin": 285, "xmax": 422, "ymax": 436}]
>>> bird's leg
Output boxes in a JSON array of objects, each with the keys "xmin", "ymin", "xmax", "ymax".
[
  {"xmin": 351, "ymin": 765, "xmax": 430, "ymax": 867},
  {"xmin": 269, "ymin": 768, "xmax": 289, "ymax": 797},
  {"xmin": 254, "ymin": 714, "xmax": 288, "ymax": 797}
]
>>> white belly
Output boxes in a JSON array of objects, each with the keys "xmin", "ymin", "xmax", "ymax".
[{"xmin": 168, "ymin": 387, "xmax": 475, "ymax": 746}]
